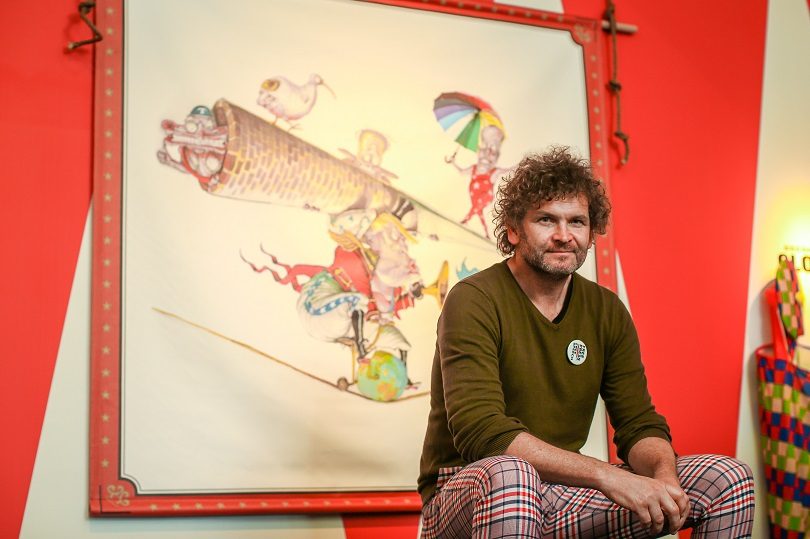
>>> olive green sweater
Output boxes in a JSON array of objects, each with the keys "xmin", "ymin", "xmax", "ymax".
[{"xmin": 417, "ymin": 261, "xmax": 670, "ymax": 503}]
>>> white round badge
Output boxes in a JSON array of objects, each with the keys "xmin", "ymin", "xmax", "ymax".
[{"xmin": 566, "ymin": 339, "xmax": 588, "ymax": 365}]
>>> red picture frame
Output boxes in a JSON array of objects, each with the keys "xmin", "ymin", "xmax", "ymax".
[{"xmin": 89, "ymin": 0, "xmax": 615, "ymax": 516}]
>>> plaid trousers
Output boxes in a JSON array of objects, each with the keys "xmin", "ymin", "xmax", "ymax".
[{"xmin": 420, "ymin": 454, "xmax": 754, "ymax": 538}]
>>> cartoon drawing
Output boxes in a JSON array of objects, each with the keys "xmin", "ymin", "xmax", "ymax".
[
  {"xmin": 434, "ymin": 92, "xmax": 513, "ymax": 237},
  {"xmin": 257, "ymin": 73, "xmax": 335, "ymax": 129},
  {"xmin": 161, "ymin": 99, "xmax": 410, "ymax": 212},
  {"xmin": 339, "ymin": 129, "xmax": 398, "ymax": 184},
  {"xmin": 243, "ymin": 208, "xmax": 449, "ymax": 400},
  {"xmin": 456, "ymin": 257, "xmax": 479, "ymax": 281},
  {"xmin": 157, "ymin": 98, "xmax": 454, "ymax": 402},
  {"xmin": 156, "ymin": 105, "xmax": 228, "ymax": 191}
]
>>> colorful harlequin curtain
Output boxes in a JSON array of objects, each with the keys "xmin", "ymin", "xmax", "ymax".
[{"xmin": 758, "ymin": 259, "xmax": 808, "ymax": 538}]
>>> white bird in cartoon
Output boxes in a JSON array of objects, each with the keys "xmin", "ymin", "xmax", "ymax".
[{"xmin": 257, "ymin": 74, "xmax": 335, "ymax": 129}]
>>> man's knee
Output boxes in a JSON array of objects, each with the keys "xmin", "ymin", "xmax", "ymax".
[
  {"xmin": 701, "ymin": 455, "xmax": 753, "ymax": 482},
  {"xmin": 715, "ymin": 455, "xmax": 754, "ymax": 491},
  {"xmin": 474, "ymin": 455, "xmax": 540, "ymax": 495},
  {"xmin": 677, "ymin": 454, "xmax": 755, "ymax": 535},
  {"xmin": 726, "ymin": 456, "xmax": 754, "ymax": 482},
  {"xmin": 470, "ymin": 456, "xmax": 543, "ymax": 532},
  {"xmin": 679, "ymin": 454, "xmax": 755, "ymax": 499}
]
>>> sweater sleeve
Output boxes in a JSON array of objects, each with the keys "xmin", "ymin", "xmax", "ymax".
[
  {"xmin": 600, "ymin": 297, "xmax": 671, "ymax": 463},
  {"xmin": 438, "ymin": 281, "xmax": 528, "ymax": 461}
]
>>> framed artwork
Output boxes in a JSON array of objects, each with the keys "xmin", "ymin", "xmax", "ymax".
[{"xmin": 89, "ymin": 0, "xmax": 616, "ymax": 515}]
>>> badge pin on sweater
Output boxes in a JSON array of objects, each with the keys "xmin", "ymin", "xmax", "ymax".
[{"xmin": 567, "ymin": 340, "xmax": 588, "ymax": 365}]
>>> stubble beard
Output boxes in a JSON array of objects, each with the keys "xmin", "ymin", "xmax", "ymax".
[{"xmin": 519, "ymin": 243, "xmax": 588, "ymax": 279}]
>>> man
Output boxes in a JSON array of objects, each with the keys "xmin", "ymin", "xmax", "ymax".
[{"xmin": 418, "ymin": 147, "xmax": 754, "ymax": 538}]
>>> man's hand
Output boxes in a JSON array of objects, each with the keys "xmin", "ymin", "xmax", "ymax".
[
  {"xmin": 506, "ymin": 433, "xmax": 688, "ymax": 536},
  {"xmin": 626, "ymin": 437, "xmax": 689, "ymax": 534},
  {"xmin": 656, "ymin": 473, "xmax": 689, "ymax": 532},
  {"xmin": 597, "ymin": 465, "xmax": 687, "ymax": 535}
]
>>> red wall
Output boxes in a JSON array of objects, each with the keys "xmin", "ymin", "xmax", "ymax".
[
  {"xmin": 0, "ymin": 0, "xmax": 93, "ymax": 536},
  {"xmin": 561, "ymin": 0, "xmax": 766, "ymax": 458},
  {"xmin": 0, "ymin": 1, "xmax": 766, "ymax": 537}
]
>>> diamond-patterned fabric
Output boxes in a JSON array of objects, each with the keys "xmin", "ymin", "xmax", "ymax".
[
  {"xmin": 758, "ymin": 258, "xmax": 809, "ymax": 537},
  {"xmin": 776, "ymin": 258, "xmax": 804, "ymax": 344},
  {"xmin": 758, "ymin": 352, "xmax": 810, "ymax": 538}
]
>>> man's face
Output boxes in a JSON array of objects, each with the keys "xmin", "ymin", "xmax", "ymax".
[{"xmin": 507, "ymin": 195, "xmax": 592, "ymax": 277}]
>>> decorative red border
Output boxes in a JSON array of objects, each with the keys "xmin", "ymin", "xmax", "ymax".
[
  {"xmin": 89, "ymin": 0, "xmax": 615, "ymax": 516},
  {"xmin": 89, "ymin": 0, "xmax": 127, "ymax": 516}
]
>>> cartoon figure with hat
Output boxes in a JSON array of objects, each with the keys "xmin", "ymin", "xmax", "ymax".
[
  {"xmin": 242, "ymin": 204, "xmax": 448, "ymax": 400},
  {"xmin": 339, "ymin": 129, "xmax": 398, "ymax": 184}
]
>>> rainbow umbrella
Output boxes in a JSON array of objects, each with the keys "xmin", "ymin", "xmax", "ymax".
[{"xmin": 433, "ymin": 92, "xmax": 505, "ymax": 159}]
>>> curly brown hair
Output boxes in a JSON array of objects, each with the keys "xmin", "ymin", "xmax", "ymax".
[{"xmin": 493, "ymin": 146, "xmax": 611, "ymax": 256}]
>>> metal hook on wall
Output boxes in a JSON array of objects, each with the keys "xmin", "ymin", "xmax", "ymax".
[
  {"xmin": 604, "ymin": 0, "xmax": 631, "ymax": 165},
  {"xmin": 67, "ymin": 0, "xmax": 103, "ymax": 51}
]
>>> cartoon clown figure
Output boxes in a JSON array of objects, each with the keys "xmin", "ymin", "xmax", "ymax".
[
  {"xmin": 448, "ymin": 124, "xmax": 512, "ymax": 237},
  {"xmin": 246, "ymin": 208, "xmax": 425, "ymax": 368},
  {"xmin": 157, "ymin": 105, "xmax": 228, "ymax": 191},
  {"xmin": 296, "ymin": 209, "xmax": 379, "ymax": 356}
]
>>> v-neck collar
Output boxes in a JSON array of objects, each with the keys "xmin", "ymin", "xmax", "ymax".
[{"xmin": 500, "ymin": 260, "xmax": 576, "ymax": 328}]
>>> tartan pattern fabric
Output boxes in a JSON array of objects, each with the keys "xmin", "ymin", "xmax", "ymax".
[
  {"xmin": 776, "ymin": 259, "xmax": 804, "ymax": 343},
  {"xmin": 758, "ymin": 350, "xmax": 810, "ymax": 538},
  {"xmin": 420, "ymin": 454, "xmax": 754, "ymax": 538},
  {"xmin": 423, "ymin": 457, "xmax": 543, "ymax": 538}
]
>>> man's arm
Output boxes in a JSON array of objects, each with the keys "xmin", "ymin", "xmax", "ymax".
[
  {"xmin": 589, "ymin": 294, "xmax": 689, "ymax": 533},
  {"xmin": 627, "ymin": 437, "xmax": 689, "ymax": 527},
  {"xmin": 438, "ymin": 282, "xmax": 528, "ymax": 461},
  {"xmin": 506, "ymin": 433, "xmax": 688, "ymax": 535}
]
